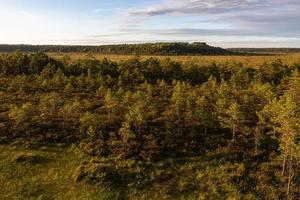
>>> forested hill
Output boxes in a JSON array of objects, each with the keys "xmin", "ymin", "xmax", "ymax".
[{"xmin": 0, "ymin": 42, "xmax": 233, "ymax": 55}]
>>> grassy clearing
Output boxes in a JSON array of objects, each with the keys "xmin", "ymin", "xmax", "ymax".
[
  {"xmin": 0, "ymin": 145, "xmax": 286, "ymax": 200},
  {"xmin": 0, "ymin": 145, "xmax": 116, "ymax": 200}
]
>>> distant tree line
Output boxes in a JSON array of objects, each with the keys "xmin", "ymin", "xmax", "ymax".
[
  {"xmin": 230, "ymin": 48, "xmax": 300, "ymax": 54},
  {"xmin": 0, "ymin": 42, "xmax": 233, "ymax": 55}
]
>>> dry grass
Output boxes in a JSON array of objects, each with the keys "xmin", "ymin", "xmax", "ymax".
[{"xmin": 48, "ymin": 52, "xmax": 300, "ymax": 66}]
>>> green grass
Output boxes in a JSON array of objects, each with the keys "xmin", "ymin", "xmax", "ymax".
[
  {"xmin": 0, "ymin": 145, "xmax": 118, "ymax": 200},
  {"xmin": 0, "ymin": 145, "xmax": 286, "ymax": 200}
]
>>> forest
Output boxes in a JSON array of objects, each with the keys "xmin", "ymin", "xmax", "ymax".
[
  {"xmin": 0, "ymin": 51, "xmax": 300, "ymax": 199},
  {"xmin": 0, "ymin": 43, "xmax": 232, "ymax": 55}
]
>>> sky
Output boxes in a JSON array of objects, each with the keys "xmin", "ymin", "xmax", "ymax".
[{"xmin": 0, "ymin": 0, "xmax": 300, "ymax": 48}]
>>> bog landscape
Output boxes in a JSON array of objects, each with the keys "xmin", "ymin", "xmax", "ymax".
[{"xmin": 0, "ymin": 1, "xmax": 300, "ymax": 200}]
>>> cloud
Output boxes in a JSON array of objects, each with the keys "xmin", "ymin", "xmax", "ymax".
[
  {"xmin": 116, "ymin": 27, "xmax": 299, "ymax": 39},
  {"xmin": 92, "ymin": 8, "xmax": 123, "ymax": 13},
  {"xmin": 128, "ymin": 0, "xmax": 250, "ymax": 16},
  {"xmin": 92, "ymin": 9, "xmax": 103, "ymax": 13},
  {"xmin": 128, "ymin": 0, "xmax": 299, "ymax": 16},
  {"xmin": 124, "ymin": 0, "xmax": 300, "ymax": 41}
]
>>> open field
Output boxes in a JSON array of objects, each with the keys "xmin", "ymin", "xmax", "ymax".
[{"xmin": 48, "ymin": 52, "xmax": 300, "ymax": 66}]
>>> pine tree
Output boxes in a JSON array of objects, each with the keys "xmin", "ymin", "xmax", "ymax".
[
  {"xmin": 104, "ymin": 89, "xmax": 118, "ymax": 122},
  {"xmin": 196, "ymin": 96, "xmax": 215, "ymax": 135},
  {"xmin": 38, "ymin": 92, "xmax": 62, "ymax": 125},
  {"xmin": 254, "ymin": 110, "xmax": 267, "ymax": 155},
  {"xmin": 9, "ymin": 103, "xmax": 35, "ymax": 128},
  {"xmin": 248, "ymin": 81, "xmax": 274, "ymax": 154},
  {"xmin": 63, "ymin": 83, "xmax": 74, "ymax": 96},
  {"xmin": 119, "ymin": 122, "xmax": 139, "ymax": 159},
  {"xmin": 263, "ymin": 94, "xmax": 300, "ymax": 197},
  {"xmin": 60, "ymin": 99, "xmax": 82, "ymax": 124},
  {"xmin": 170, "ymin": 81, "xmax": 187, "ymax": 136},
  {"xmin": 218, "ymin": 102, "xmax": 245, "ymax": 144},
  {"xmin": 79, "ymin": 112, "xmax": 102, "ymax": 134},
  {"xmin": 125, "ymin": 101, "xmax": 145, "ymax": 135},
  {"xmin": 287, "ymin": 69, "xmax": 300, "ymax": 106}
]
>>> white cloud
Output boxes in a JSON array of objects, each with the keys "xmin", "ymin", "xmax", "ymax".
[
  {"xmin": 92, "ymin": 8, "xmax": 103, "ymax": 13},
  {"xmin": 124, "ymin": 0, "xmax": 300, "ymax": 40},
  {"xmin": 128, "ymin": 0, "xmax": 263, "ymax": 16},
  {"xmin": 128, "ymin": 0, "xmax": 299, "ymax": 16}
]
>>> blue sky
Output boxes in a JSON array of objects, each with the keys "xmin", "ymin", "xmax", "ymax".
[{"xmin": 1, "ymin": 0, "xmax": 300, "ymax": 47}]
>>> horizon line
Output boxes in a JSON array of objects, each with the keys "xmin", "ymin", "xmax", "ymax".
[{"xmin": 1, "ymin": 42, "xmax": 300, "ymax": 49}]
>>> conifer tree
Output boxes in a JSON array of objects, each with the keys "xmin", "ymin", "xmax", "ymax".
[
  {"xmin": 287, "ymin": 69, "xmax": 300, "ymax": 106},
  {"xmin": 38, "ymin": 92, "xmax": 62, "ymax": 125},
  {"xmin": 104, "ymin": 89, "xmax": 118, "ymax": 122},
  {"xmin": 218, "ymin": 102, "xmax": 245, "ymax": 144},
  {"xmin": 9, "ymin": 103, "xmax": 35, "ymax": 128},
  {"xmin": 263, "ymin": 94, "xmax": 300, "ymax": 197},
  {"xmin": 119, "ymin": 122, "xmax": 139, "ymax": 159}
]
